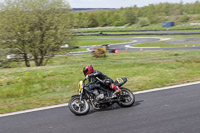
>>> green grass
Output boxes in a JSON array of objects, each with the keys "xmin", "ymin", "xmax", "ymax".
[
  {"xmin": 1, "ymin": 50, "xmax": 200, "ymax": 113},
  {"xmin": 131, "ymin": 41, "xmax": 200, "ymax": 47},
  {"xmin": 77, "ymin": 34, "xmax": 200, "ymax": 40}
]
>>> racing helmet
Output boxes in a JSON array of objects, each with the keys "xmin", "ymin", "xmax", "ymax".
[{"xmin": 83, "ymin": 65, "xmax": 94, "ymax": 76}]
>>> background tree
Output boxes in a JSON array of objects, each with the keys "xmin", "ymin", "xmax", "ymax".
[
  {"xmin": 96, "ymin": 11, "xmax": 107, "ymax": 27},
  {"xmin": 63, "ymin": 1, "xmax": 200, "ymax": 29},
  {"xmin": 138, "ymin": 18, "xmax": 150, "ymax": 27},
  {"xmin": 105, "ymin": 10, "xmax": 114, "ymax": 26},
  {"xmin": 0, "ymin": 0, "xmax": 74, "ymax": 67},
  {"xmin": 73, "ymin": 12, "xmax": 91, "ymax": 28},
  {"xmin": 178, "ymin": 13, "xmax": 190, "ymax": 23},
  {"xmin": 147, "ymin": 4, "xmax": 159, "ymax": 24},
  {"xmin": 122, "ymin": 8, "xmax": 138, "ymax": 25},
  {"xmin": 110, "ymin": 12, "xmax": 123, "ymax": 26},
  {"xmin": 87, "ymin": 12, "xmax": 99, "ymax": 27}
]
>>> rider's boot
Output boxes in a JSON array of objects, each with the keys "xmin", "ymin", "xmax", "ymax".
[{"xmin": 110, "ymin": 84, "xmax": 121, "ymax": 95}]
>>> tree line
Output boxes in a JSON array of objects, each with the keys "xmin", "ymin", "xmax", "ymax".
[{"xmin": 71, "ymin": 1, "xmax": 200, "ymax": 28}]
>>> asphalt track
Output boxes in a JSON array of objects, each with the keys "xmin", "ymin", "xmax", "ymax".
[
  {"xmin": 69, "ymin": 37, "xmax": 200, "ymax": 55},
  {"xmin": 0, "ymin": 83, "xmax": 200, "ymax": 133}
]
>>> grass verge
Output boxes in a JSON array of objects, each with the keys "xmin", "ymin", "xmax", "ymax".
[
  {"xmin": 78, "ymin": 34, "xmax": 200, "ymax": 39},
  {"xmin": 1, "ymin": 50, "xmax": 200, "ymax": 113}
]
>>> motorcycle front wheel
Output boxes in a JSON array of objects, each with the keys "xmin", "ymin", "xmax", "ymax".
[
  {"xmin": 118, "ymin": 88, "xmax": 135, "ymax": 107},
  {"xmin": 68, "ymin": 95, "xmax": 90, "ymax": 115}
]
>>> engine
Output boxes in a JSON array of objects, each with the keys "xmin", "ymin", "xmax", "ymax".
[{"xmin": 92, "ymin": 89, "xmax": 105, "ymax": 101}]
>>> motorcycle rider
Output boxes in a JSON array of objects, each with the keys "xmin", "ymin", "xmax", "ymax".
[{"xmin": 83, "ymin": 65, "xmax": 121, "ymax": 95}]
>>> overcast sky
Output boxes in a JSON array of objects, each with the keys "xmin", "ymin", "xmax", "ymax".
[
  {"xmin": 67, "ymin": 0, "xmax": 199, "ymax": 8},
  {"xmin": 0, "ymin": 0, "xmax": 199, "ymax": 8}
]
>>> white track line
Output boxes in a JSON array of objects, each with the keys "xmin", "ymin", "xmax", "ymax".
[
  {"xmin": 0, "ymin": 103, "xmax": 68, "ymax": 118},
  {"xmin": 134, "ymin": 81, "xmax": 200, "ymax": 94},
  {"xmin": 1, "ymin": 81, "xmax": 200, "ymax": 118},
  {"xmin": 125, "ymin": 37, "xmax": 171, "ymax": 49}
]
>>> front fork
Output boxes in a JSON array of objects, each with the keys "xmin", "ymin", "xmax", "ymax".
[{"xmin": 79, "ymin": 88, "xmax": 85, "ymax": 104}]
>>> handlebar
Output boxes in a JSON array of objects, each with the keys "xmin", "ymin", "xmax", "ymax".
[
  {"xmin": 96, "ymin": 77, "xmax": 103, "ymax": 83},
  {"xmin": 83, "ymin": 78, "xmax": 87, "ymax": 84},
  {"xmin": 83, "ymin": 77, "xmax": 103, "ymax": 84}
]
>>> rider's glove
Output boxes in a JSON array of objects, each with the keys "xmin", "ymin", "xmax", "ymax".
[
  {"xmin": 85, "ymin": 75, "xmax": 89, "ymax": 79},
  {"xmin": 103, "ymin": 79, "xmax": 112, "ymax": 86}
]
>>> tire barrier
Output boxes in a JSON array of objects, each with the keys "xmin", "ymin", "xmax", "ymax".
[
  {"xmin": 75, "ymin": 28, "xmax": 200, "ymax": 34},
  {"xmin": 77, "ymin": 31, "xmax": 200, "ymax": 36}
]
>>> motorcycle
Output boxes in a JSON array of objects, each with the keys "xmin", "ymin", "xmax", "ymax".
[{"xmin": 68, "ymin": 77, "xmax": 135, "ymax": 115}]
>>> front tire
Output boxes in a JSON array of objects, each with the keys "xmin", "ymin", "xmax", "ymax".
[
  {"xmin": 68, "ymin": 95, "xmax": 90, "ymax": 115},
  {"xmin": 118, "ymin": 88, "xmax": 135, "ymax": 107}
]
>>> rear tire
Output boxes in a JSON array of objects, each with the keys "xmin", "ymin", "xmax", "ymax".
[
  {"xmin": 118, "ymin": 88, "xmax": 135, "ymax": 107},
  {"xmin": 68, "ymin": 95, "xmax": 90, "ymax": 115}
]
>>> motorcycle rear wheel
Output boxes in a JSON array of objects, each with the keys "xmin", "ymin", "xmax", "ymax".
[
  {"xmin": 68, "ymin": 95, "xmax": 90, "ymax": 115},
  {"xmin": 118, "ymin": 88, "xmax": 135, "ymax": 107}
]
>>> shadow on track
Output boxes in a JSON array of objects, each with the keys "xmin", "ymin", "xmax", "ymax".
[{"xmin": 85, "ymin": 100, "xmax": 144, "ymax": 116}]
